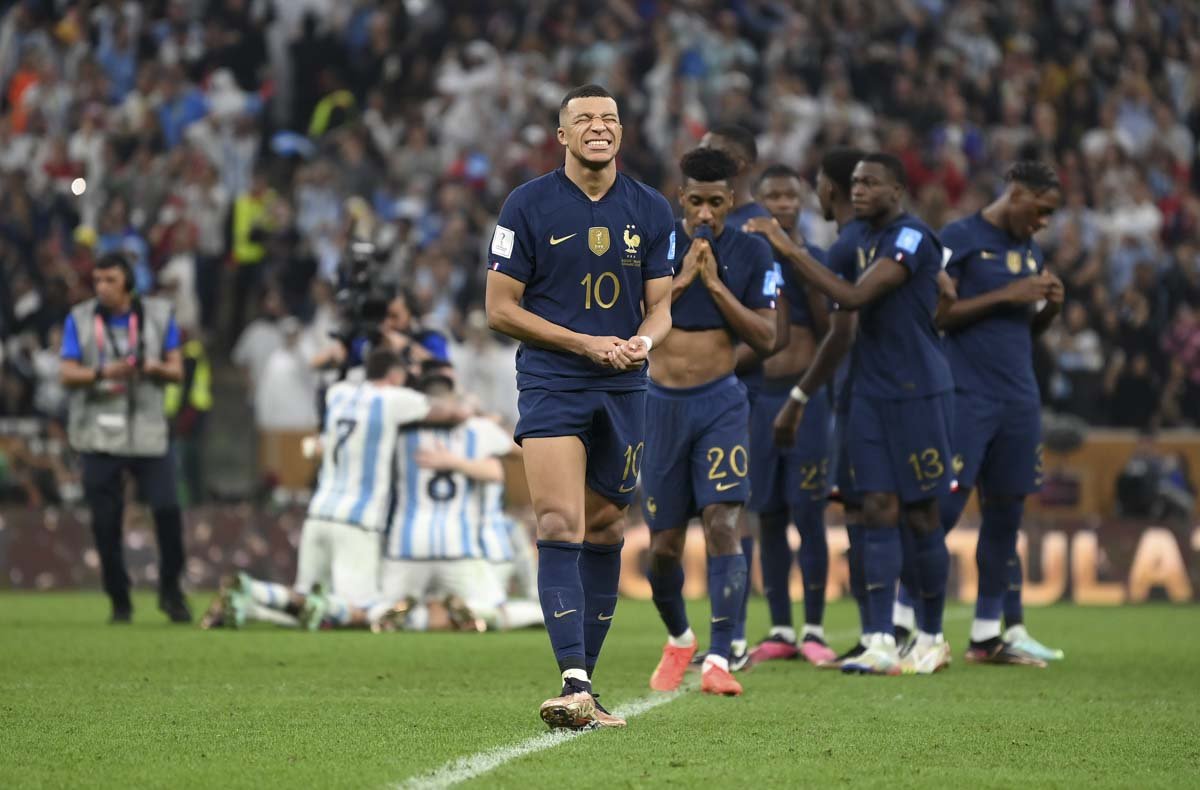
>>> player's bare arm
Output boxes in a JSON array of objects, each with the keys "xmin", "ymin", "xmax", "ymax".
[
  {"xmin": 697, "ymin": 243, "xmax": 776, "ymax": 355},
  {"xmin": 611, "ymin": 275, "xmax": 672, "ymax": 370},
  {"xmin": 773, "ymin": 310, "xmax": 857, "ymax": 447},
  {"xmin": 415, "ymin": 442, "xmax": 504, "ymax": 483},
  {"xmin": 485, "ymin": 269, "xmax": 622, "ymax": 367},
  {"xmin": 1031, "ymin": 271, "xmax": 1064, "ymax": 336},
  {"xmin": 937, "ymin": 271, "xmax": 1053, "ymax": 331}
]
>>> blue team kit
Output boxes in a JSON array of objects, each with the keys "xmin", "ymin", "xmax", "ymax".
[
  {"xmin": 941, "ymin": 213, "xmax": 1047, "ymax": 496},
  {"xmin": 640, "ymin": 221, "xmax": 775, "ymax": 530},
  {"xmin": 490, "ymin": 168, "xmax": 674, "ymax": 504}
]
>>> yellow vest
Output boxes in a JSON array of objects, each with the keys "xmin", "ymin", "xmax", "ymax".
[
  {"xmin": 232, "ymin": 190, "xmax": 275, "ymax": 264},
  {"xmin": 165, "ymin": 339, "xmax": 212, "ymax": 416}
]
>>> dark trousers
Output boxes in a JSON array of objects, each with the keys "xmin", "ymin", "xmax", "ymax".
[{"xmin": 81, "ymin": 451, "xmax": 184, "ymax": 606}]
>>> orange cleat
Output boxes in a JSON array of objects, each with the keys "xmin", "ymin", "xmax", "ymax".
[
  {"xmin": 700, "ymin": 662, "xmax": 744, "ymax": 696},
  {"xmin": 650, "ymin": 642, "xmax": 697, "ymax": 691}
]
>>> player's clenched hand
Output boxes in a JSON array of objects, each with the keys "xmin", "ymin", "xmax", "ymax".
[
  {"xmin": 1005, "ymin": 273, "xmax": 1052, "ymax": 305},
  {"xmin": 609, "ymin": 336, "xmax": 649, "ymax": 371},
  {"xmin": 580, "ymin": 335, "xmax": 626, "ymax": 367},
  {"xmin": 696, "ymin": 243, "xmax": 721, "ymax": 288},
  {"xmin": 741, "ymin": 217, "xmax": 795, "ymax": 252},
  {"xmin": 773, "ymin": 400, "xmax": 804, "ymax": 447},
  {"xmin": 415, "ymin": 442, "xmax": 462, "ymax": 473},
  {"xmin": 678, "ymin": 238, "xmax": 709, "ymax": 283}
]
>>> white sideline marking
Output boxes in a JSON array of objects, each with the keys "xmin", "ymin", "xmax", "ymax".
[
  {"xmin": 392, "ymin": 614, "xmax": 974, "ymax": 790},
  {"xmin": 395, "ymin": 687, "xmax": 691, "ymax": 790}
]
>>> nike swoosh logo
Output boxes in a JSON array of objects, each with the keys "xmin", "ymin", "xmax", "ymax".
[
  {"xmin": 920, "ymin": 482, "xmax": 938, "ymax": 491},
  {"xmin": 618, "ymin": 483, "xmax": 637, "ymax": 493},
  {"xmin": 711, "ymin": 616, "xmax": 729, "ymax": 623},
  {"xmin": 714, "ymin": 482, "xmax": 741, "ymax": 492},
  {"xmin": 865, "ymin": 584, "xmax": 884, "ymax": 592},
  {"xmin": 549, "ymin": 233, "xmax": 577, "ymax": 246},
  {"xmin": 980, "ymin": 251, "xmax": 998, "ymax": 259},
  {"xmin": 554, "ymin": 609, "xmax": 577, "ymax": 619},
  {"xmin": 598, "ymin": 613, "xmax": 614, "ymax": 621}
]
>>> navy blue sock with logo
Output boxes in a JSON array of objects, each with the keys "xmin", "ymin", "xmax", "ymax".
[
  {"xmin": 732, "ymin": 534, "xmax": 755, "ymax": 643},
  {"xmin": 536, "ymin": 540, "xmax": 586, "ymax": 672},
  {"xmin": 648, "ymin": 554, "xmax": 689, "ymax": 638},
  {"xmin": 758, "ymin": 510, "xmax": 793, "ymax": 627},
  {"xmin": 977, "ymin": 500, "xmax": 1023, "ymax": 625},
  {"xmin": 794, "ymin": 498, "xmax": 829, "ymax": 627},
  {"xmin": 846, "ymin": 522, "xmax": 871, "ymax": 633},
  {"xmin": 707, "ymin": 552, "xmax": 748, "ymax": 660},
  {"xmin": 580, "ymin": 540, "xmax": 622, "ymax": 677},
  {"xmin": 913, "ymin": 528, "xmax": 949, "ymax": 635},
  {"xmin": 863, "ymin": 526, "xmax": 901, "ymax": 636}
]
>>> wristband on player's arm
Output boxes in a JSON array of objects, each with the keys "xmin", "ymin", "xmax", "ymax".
[
  {"xmin": 637, "ymin": 335, "xmax": 653, "ymax": 352},
  {"xmin": 789, "ymin": 385, "xmax": 809, "ymax": 404}
]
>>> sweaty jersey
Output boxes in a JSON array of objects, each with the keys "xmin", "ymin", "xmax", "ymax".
[
  {"xmin": 854, "ymin": 213, "xmax": 953, "ymax": 400},
  {"xmin": 941, "ymin": 213, "xmax": 1044, "ymax": 403},
  {"xmin": 308, "ymin": 381, "xmax": 431, "ymax": 532},
  {"xmin": 668, "ymin": 221, "xmax": 776, "ymax": 333},
  {"xmin": 489, "ymin": 168, "xmax": 674, "ymax": 392},
  {"xmin": 386, "ymin": 417, "xmax": 513, "ymax": 560}
]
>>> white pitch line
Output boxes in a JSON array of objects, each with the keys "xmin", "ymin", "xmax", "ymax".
[{"xmin": 392, "ymin": 612, "xmax": 953, "ymax": 790}]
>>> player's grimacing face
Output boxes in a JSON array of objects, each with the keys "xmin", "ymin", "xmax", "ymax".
[
  {"xmin": 680, "ymin": 180, "xmax": 733, "ymax": 235},
  {"xmin": 1011, "ymin": 186, "xmax": 1062, "ymax": 239},
  {"xmin": 850, "ymin": 162, "xmax": 900, "ymax": 220},
  {"xmin": 757, "ymin": 176, "xmax": 802, "ymax": 231},
  {"xmin": 557, "ymin": 96, "xmax": 622, "ymax": 169}
]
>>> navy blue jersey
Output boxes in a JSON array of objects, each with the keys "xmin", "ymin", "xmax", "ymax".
[
  {"xmin": 669, "ymin": 221, "xmax": 776, "ymax": 333},
  {"xmin": 727, "ymin": 201, "xmax": 771, "ymax": 228},
  {"xmin": 941, "ymin": 213, "xmax": 1044, "ymax": 402},
  {"xmin": 489, "ymin": 168, "xmax": 674, "ymax": 392},
  {"xmin": 775, "ymin": 243, "xmax": 827, "ymax": 329},
  {"xmin": 854, "ymin": 213, "xmax": 953, "ymax": 400}
]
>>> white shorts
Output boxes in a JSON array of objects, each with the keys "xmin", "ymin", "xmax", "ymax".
[
  {"xmin": 294, "ymin": 518, "xmax": 381, "ymax": 605},
  {"xmin": 381, "ymin": 559, "xmax": 506, "ymax": 612}
]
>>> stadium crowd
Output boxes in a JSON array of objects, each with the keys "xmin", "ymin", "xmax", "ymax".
[{"xmin": 0, "ymin": 0, "xmax": 1199, "ymax": 504}]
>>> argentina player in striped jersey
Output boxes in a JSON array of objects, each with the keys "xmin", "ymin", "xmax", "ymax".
[{"xmin": 201, "ymin": 349, "xmax": 464, "ymax": 630}]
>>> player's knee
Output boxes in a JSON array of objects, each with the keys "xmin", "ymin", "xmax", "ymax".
[
  {"xmin": 701, "ymin": 504, "xmax": 741, "ymax": 555},
  {"xmin": 650, "ymin": 528, "xmax": 685, "ymax": 562},
  {"xmin": 584, "ymin": 499, "xmax": 626, "ymax": 540},
  {"xmin": 535, "ymin": 507, "xmax": 581, "ymax": 542},
  {"xmin": 902, "ymin": 500, "xmax": 941, "ymax": 537},
  {"xmin": 758, "ymin": 508, "xmax": 789, "ymax": 534},
  {"xmin": 792, "ymin": 499, "xmax": 828, "ymax": 541},
  {"xmin": 861, "ymin": 493, "xmax": 898, "ymax": 527}
]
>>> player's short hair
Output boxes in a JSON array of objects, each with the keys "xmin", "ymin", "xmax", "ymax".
[
  {"xmin": 859, "ymin": 152, "xmax": 907, "ymax": 188},
  {"xmin": 819, "ymin": 148, "xmax": 864, "ymax": 195},
  {"xmin": 559, "ymin": 84, "xmax": 615, "ymax": 113},
  {"xmin": 756, "ymin": 163, "xmax": 802, "ymax": 187},
  {"xmin": 680, "ymin": 147, "xmax": 739, "ymax": 185},
  {"xmin": 707, "ymin": 124, "xmax": 758, "ymax": 165},
  {"xmin": 1006, "ymin": 160, "xmax": 1061, "ymax": 194},
  {"xmin": 365, "ymin": 347, "xmax": 403, "ymax": 381}
]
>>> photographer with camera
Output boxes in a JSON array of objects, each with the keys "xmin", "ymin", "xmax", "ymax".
[
  {"xmin": 59, "ymin": 253, "xmax": 191, "ymax": 624},
  {"xmin": 310, "ymin": 240, "xmax": 449, "ymax": 382}
]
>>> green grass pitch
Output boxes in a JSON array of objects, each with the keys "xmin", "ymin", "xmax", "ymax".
[{"xmin": 1, "ymin": 593, "xmax": 1197, "ymax": 789}]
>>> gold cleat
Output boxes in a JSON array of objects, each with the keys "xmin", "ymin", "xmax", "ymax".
[
  {"xmin": 370, "ymin": 597, "xmax": 418, "ymax": 633},
  {"xmin": 539, "ymin": 691, "xmax": 596, "ymax": 730},
  {"xmin": 590, "ymin": 696, "xmax": 626, "ymax": 728},
  {"xmin": 444, "ymin": 595, "xmax": 488, "ymax": 633}
]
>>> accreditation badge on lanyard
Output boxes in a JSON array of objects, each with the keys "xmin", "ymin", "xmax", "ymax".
[{"xmin": 94, "ymin": 311, "xmax": 139, "ymax": 395}]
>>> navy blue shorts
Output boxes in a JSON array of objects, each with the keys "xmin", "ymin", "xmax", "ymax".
[
  {"xmin": 515, "ymin": 388, "xmax": 646, "ymax": 506},
  {"xmin": 738, "ymin": 369, "xmax": 763, "ymax": 411},
  {"xmin": 846, "ymin": 392, "xmax": 954, "ymax": 504},
  {"xmin": 641, "ymin": 375, "xmax": 750, "ymax": 531},
  {"xmin": 81, "ymin": 449, "xmax": 179, "ymax": 509},
  {"xmin": 951, "ymin": 390, "xmax": 1043, "ymax": 497},
  {"xmin": 828, "ymin": 403, "xmax": 861, "ymax": 509},
  {"xmin": 748, "ymin": 381, "xmax": 831, "ymax": 513}
]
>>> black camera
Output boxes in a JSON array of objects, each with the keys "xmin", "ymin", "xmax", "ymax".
[{"xmin": 332, "ymin": 240, "xmax": 390, "ymax": 351}]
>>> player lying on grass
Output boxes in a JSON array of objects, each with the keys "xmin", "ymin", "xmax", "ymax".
[{"xmin": 642, "ymin": 147, "xmax": 776, "ymax": 697}]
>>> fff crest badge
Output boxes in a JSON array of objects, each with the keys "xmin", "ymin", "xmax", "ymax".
[
  {"xmin": 588, "ymin": 226, "xmax": 610, "ymax": 257},
  {"xmin": 1007, "ymin": 250, "xmax": 1023, "ymax": 275}
]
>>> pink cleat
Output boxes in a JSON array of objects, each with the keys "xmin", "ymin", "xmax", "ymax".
[
  {"xmin": 799, "ymin": 636, "xmax": 838, "ymax": 665},
  {"xmin": 748, "ymin": 634, "xmax": 800, "ymax": 666}
]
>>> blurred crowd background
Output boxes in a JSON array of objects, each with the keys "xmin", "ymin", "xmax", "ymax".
[{"xmin": 0, "ymin": 0, "xmax": 1198, "ymax": 509}]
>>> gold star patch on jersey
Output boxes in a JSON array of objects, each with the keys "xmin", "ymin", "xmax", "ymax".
[{"xmin": 589, "ymin": 226, "xmax": 610, "ymax": 256}]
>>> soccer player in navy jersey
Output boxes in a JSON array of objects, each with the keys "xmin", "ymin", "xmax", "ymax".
[
  {"xmin": 698, "ymin": 125, "xmax": 787, "ymax": 669},
  {"xmin": 937, "ymin": 161, "xmax": 1064, "ymax": 666},
  {"xmin": 643, "ymin": 147, "xmax": 776, "ymax": 697},
  {"xmin": 485, "ymin": 85, "xmax": 675, "ymax": 729},
  {"xmin": 736, "ymin": 165, "xmax": 839, "ymax": 667},
  {"xmin": 763, "ymin": 148, "xmax": 872, "ymax": 668},
  {"xmin": 771, "ymin": 154, "xmax": 954, "ymax": 675}
]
